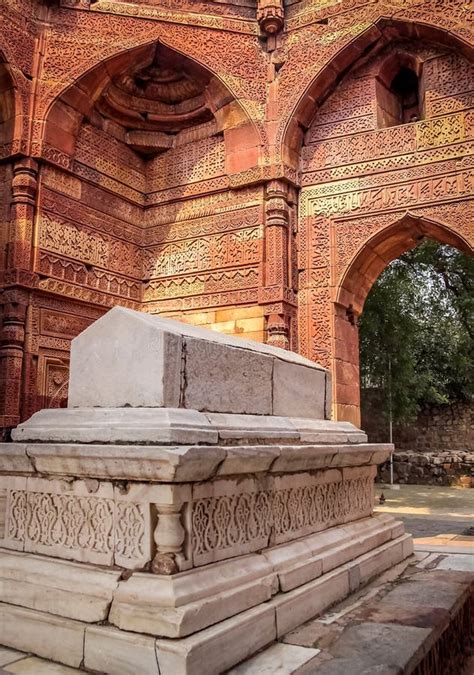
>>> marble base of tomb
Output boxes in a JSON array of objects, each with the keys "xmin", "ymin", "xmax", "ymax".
[
  {"xmin": 0, "ymin": 308, "xmax": 414, "ymax": 673},
  {"xmin": 0, "ymin": 517, "xmax": 411, "ymax": 674},
  {"xmin": 0, "ymin": 437, "xmax": 413, "ymax": 673}
]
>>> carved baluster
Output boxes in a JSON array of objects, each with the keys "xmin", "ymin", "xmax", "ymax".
[{"xmin": 151, "ymin": 503, "xmax": 186, "ymax": 575}]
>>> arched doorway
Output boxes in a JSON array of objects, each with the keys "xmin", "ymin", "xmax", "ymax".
[
  {"xmin": 334, "ymin": 216, "xmax": 473, "ymax": 426},
  {"xmin": 293, "ymin": 30, "xmax": 473, "ymax": 426},
  {"xmin": 359, "ymin": 236, "xmax": 473, "ymax": 452}
]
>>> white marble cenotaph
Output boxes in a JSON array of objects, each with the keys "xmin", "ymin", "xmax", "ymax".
[{"xmin": 0, "ymin": 307, "xmax": 413, "ymax": 674}]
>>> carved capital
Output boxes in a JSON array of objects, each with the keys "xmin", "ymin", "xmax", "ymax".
[
  {"xmin": 11, "ymin": 158, "xmax": 38, "ymax": 206},
  {"xmin": 265, "ymin": 179, "xmax": 290, "ymax": 227},
  {"xmin": 265, "ymin": 179, "xmax": 289, "ymax": 200}
]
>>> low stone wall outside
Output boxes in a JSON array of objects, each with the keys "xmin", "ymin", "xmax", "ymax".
[
  {"xmin": 363, "ymin": 395, "xmax": 473, "ymax": 486},
  {"xmin": 378, "ymin": 450, "xmax": 474, "ymax": 487}
]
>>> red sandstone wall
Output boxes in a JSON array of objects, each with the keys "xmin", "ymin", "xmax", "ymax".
[
  {"xmin": 0, "ymin": 0, "xmax": 472, "ymax": 428},
  {"xmin": 299, "ymin": 44, "xmax": 474, "ymax": 425}
]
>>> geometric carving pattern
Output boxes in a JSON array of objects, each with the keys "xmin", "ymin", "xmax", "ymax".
[{"xmin": 298, "ymin": 40, "xmax": 474, "ymax": 423}]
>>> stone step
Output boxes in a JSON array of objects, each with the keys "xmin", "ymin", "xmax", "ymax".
[
  {"xmin": 0, "ymin": 530, "xmax": 413, "ymax": 675},
  {"xmin": 0, "ymin": 514, "xmax": 404, "ymax": 638}
]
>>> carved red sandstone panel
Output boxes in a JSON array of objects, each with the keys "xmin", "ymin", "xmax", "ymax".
[{"xmin": 0, "ymin": 1, "xmax": 472, "ymax": 429}]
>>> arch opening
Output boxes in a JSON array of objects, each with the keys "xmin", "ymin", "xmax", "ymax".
[
  {"xmin": 358, "ymin": 236, "xmax": 474, "ymax": 468},
  {"xmin": 43, "ymin": 39, "xmax": 257, "ymax": 165},
  {"xmin": 336, "ymin": 216, "xmax": 473, "ymax": 316},
  {"xmin": 376, "ymin": 56, "xmax": 423, "ymax": 128},
  {"xmin": 282, "ymin": 18, "xmax": 474, "ymax": 166},
  {"xmin": 333, "ymin": 217, "xmax": 473, "ymax": 426}
]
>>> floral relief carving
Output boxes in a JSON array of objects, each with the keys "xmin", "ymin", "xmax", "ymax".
[
  {"xmin": 192, "ymin": 475, "xmax": 373, "ymax": 563},
  {"xmin": 5, "ymin": 489, "xmax": 150, "ymax": 567}
]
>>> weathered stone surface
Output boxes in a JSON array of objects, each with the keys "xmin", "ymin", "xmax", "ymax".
[
  {"xmin": 272, "ymin": 359, "xmax": 327, "ymax": 419},
  {"xmin": 436, "ymin": 554, "xmax": 474, "ymax": 572},
  {"xmin": 261, "ymin": 514, "xmax": 399, "ymax": 592},
  {"xmin": 290, "ymin": 418, "xmax": 367, "ymax": 444},
  {"xmin": 2, "ymin": 655, "xmax": 83, "ymax": 674},
  {"xmin": 24, "ymin": 443, "xmax": 225, "ymax": 481},
  {"xmin": 329, "ymin": 622, "xmax": 431, "ymax": 672},
  {"xmin": 155, "ymin": 604, "xmax": 277, "ymax": 675},
  {"xmin": 12, "ymin": 407, "xmax": 218, "ymax": 445},
  {"xmin": 228, "ymin": 642, "xmax": 320, "ymax": 674},
  {"xmin": 0, "ymin": 550, "xmax": 121, "ymax": 622},
  {"xmin": 67, "ymin": 307, "xmax": 328, "ymax": 416},
  {"xmin": 206, "ymin": 413, "xmax": 298, "ymax": 442},
  {"xmin": 216, "ymin": 445, "xmax": 281, "ymax": 475},
  {"xmin": 110, "ymin": 555, "xmax": 277, "ymax": 637},
  {"xmin": 378, "ymin": 575, "xmax": 471, "ymax": 612},
  {"xmin": 184, "ymin": 338, "xmax": 273, "ymax": 414},
  {"xmin": 0, "ymin": 445, "xmax": 33, "ymax": 474},
  {"xmin": 270, "ymin": 445, "xmax": 389, "ymax": 473},
  {"xmin": 272, "ymin": 567, "xmax": 350, "ymax": 637},
  {"xmin": 0, "ymin": 604, "xmax": 85, "ymax": 668},
  {"xmin": 69, "ymin": 308, "xmax": 183, "ymax": 409},
  {"xmin": 0, "ymin": 646, "xmax": 24, "ymax": 667},
  {"xmin": 0, "ymin": 440, "xmax": 387, "ymax": 484},
  {"xmin": 84, "ymin": 625, "xmax": 160, "ymax": 675},
  {"xmin": 354, "ymin": 537, "xmax": 408, "ymax": 584}
]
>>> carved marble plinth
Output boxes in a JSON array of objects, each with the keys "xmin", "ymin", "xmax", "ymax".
[{"xmin": 0, "ymin": 308, "xmax": 413, "ymax": 674}]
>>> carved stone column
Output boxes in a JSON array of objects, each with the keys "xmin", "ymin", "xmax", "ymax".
[
  {"xmin": 0, "ymin": 158, "xmax": 38, "ymax": 433},
  {"xmin": 0, "ymin": 288, "xmax": 29, "ymax": 432},
  {"xmin": 7, "ymin": 159, "xmax": 38, "ymax": 270},
  {"xmin": 259, "ymin": 179, "xmax": 297, "ymax": 351}
]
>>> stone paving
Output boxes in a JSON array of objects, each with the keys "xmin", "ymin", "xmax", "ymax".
[{"xmin": 373, "ymin": 482, "xmax": 474, "ymax": 538}]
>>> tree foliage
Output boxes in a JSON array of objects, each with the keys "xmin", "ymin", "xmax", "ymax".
[{"xmin": 359, "ymin": 239, "xmax": 474, "ymax": 424}]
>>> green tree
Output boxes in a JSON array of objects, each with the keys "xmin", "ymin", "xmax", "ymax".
[{"xmin": 359, "ymin": 239, "xmax": 474, "ymax": 424}]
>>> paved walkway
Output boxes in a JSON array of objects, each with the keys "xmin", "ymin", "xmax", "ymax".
[{"xmin": 374, "ymin": 482, "xmax": 474, "ymax": 538}]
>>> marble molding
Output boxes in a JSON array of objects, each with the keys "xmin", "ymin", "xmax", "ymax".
[{"xmin": 0, "ymin": 309, "xmax": 413, "ymax": 674}]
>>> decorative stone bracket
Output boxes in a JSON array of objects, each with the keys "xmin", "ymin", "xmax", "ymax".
[{"xmin": 258, "ymin": 0, "xmax": 284, "ymax": 39}]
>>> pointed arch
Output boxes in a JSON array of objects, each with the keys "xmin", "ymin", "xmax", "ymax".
[
  {"xmin": 336, "ymin": 213, "xmax": 474, "ymax": 315},
  {"xmin": 41, "ymin": 39, "xmax": 261, "ymax": 172},
  {"xmin": 281, "ymin": 18, "xmax": 474, "ymax": 166},
  {"xmin": 329, "ymin": 212, "xmax": 473, "ymax": 425},
  {"xmin": 0, "ymin": 51, "xmax": 23, "ymax": 158}
]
